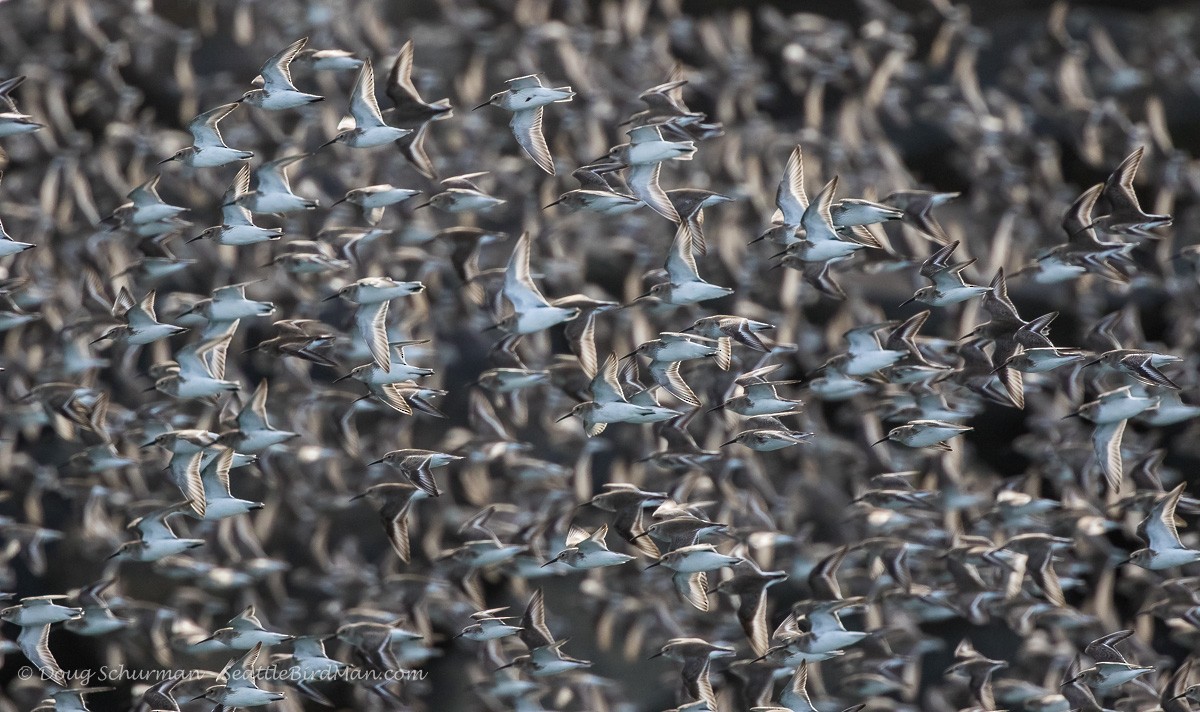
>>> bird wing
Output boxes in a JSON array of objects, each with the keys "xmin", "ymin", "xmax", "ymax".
[
  {"xmin": 1102, "ymin": 146, "xmax": 1146, "ymax": 214},
  {"xmin": 651, "ymin": 360, "xmax": 700, "ymax": 407},
  {"xmin": 255, "ymin": 154, "xmax": 306, "ymax": 196},
  {"xmin": 628, "ymin": 162, "xmax": 679, "ymax": 222},
  {"xmin": 182, "ymin": 452, "xmax": 207, "ymax": 517},
  {"xmin": 355, "ymin": 301, "xmax": 392, "ymax": 372},
  {"xmin": 519, "ymin": 589, "xmax": 556, "ymax": 650},
  {"xmin": 0, "ymin": 75, "xmax": 26, "ymax": 113},
  {"xmin": 673, "ymin": 571, "xmax": 710, "ymax": 611},
  {"xmin": 589, "ymin": 354, "xmax": 626, "ymax": 404},
  {"xmin": 664, "ymin": 222, "xmax": 700, "ymax": 283},
  {"xmin": 188, "ymin": 103, "xmax": 239, "ymax": 147},
  {"xmin": 387, "ymin": 40, "xmax": 421, "ymax": 104},
  {"xmin": 578, "ymin": 524, "xmax": 610, "ymax": 553},
  {"xmin": 506, "ymin": 75, "xmax": 545, "ymax": 90},
  {"xmin": 128, "ymin": 175, "xmax": 164, "ymax": 207},
  {"xmin": 789, "ymin": 662, "xmax": 815, "ymax": 711},
  {"xmin": 348, "ymin": 59, "xmax": 384, "ymax": 127},
  {"xmin": 628, "ymin": 124, "xmax": 664, "ymax": 143},
  {"xmin": 18, "ymin": 624, "xmax": 64, "ymax": 685},
  {"xmin": 236, "ymin": 379, "xmax": 271, "ymax": 432},
  {"xmin": 260, "ymin": 37, "xmax": 306, "ymax": 91},
  {"xmin": 197, "ymin": 324, "xmax": 238, "ymax": 380},
  {"xmin": 207, "ymin": 447, "xmax": 235, "ymax": 497},
  {"xmin": 221, "ymin": 165, "xmax": 257, "ymax": 226},
  {"xmin": 380, "ymin": 495, "xmax": 415, "ymax": 563},
  {"xmin": 1092, "ymin": 419, "xmax": 1126, "ymax": 495},
  {"xmin": 800, "ymin": 176, "xmax": 839, "ymax": 242},
  {"xmin": 510, "ymin": 107, "xmax": 554, "ymax": 175},
  {"xmin": 737, "ymin": 587, "xmax": 773, "ymax": 658},
  {"xmin": 125, "ymin": 291, "xmax": 161, "ymax": 328},
  {"xmin": 981, "ymin": 268, "xmax": 1022, "ymax": 325},
  {"xmin": 502, "ymin": 233, "xmax": 550, "ymax": 311},
  {"xmin": 376, "ymin": 383, "xmax": 414, "ymax": 415},
  {"xmin": 920, "ymin": 240, "xmax": 962, "ymax": 278},
  {"xmin": 776, "ymin": 145, "xmax": 808, "ymax": 224},
  {"xmin": 808, "ymin": 546, "xmax": 846, "ymax": 600},
  {"xmin": 1063, "ymin": 183, "xmax": 1105, "ymax": 247},
  {"xmin": 1144, "ymin": 484, "xmax": 1185, "ymax": 549}
]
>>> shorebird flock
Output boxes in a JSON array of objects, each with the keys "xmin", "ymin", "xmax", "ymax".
[{"xmin": 4, "ymin": 0, "xmax": 1200, "ymax": 710}]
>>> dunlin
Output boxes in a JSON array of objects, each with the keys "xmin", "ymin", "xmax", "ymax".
[
  {"xmin": 160, "ymin": 103, "xmax": 253, "ymax": 167},
  {"xmin": 240, "ymin": 38, "xmax": 323, "ymax": 109},
  {"xmin": 322, "ymin": 60, "xmax": 412, "ymax": 148},
  {"xmin": 475, "ymin": 74, "xmax": 574, "ymax": 174},
  {"xmin": 189, "ymin": 165, "xmax": 284, "ymax": 245}
]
